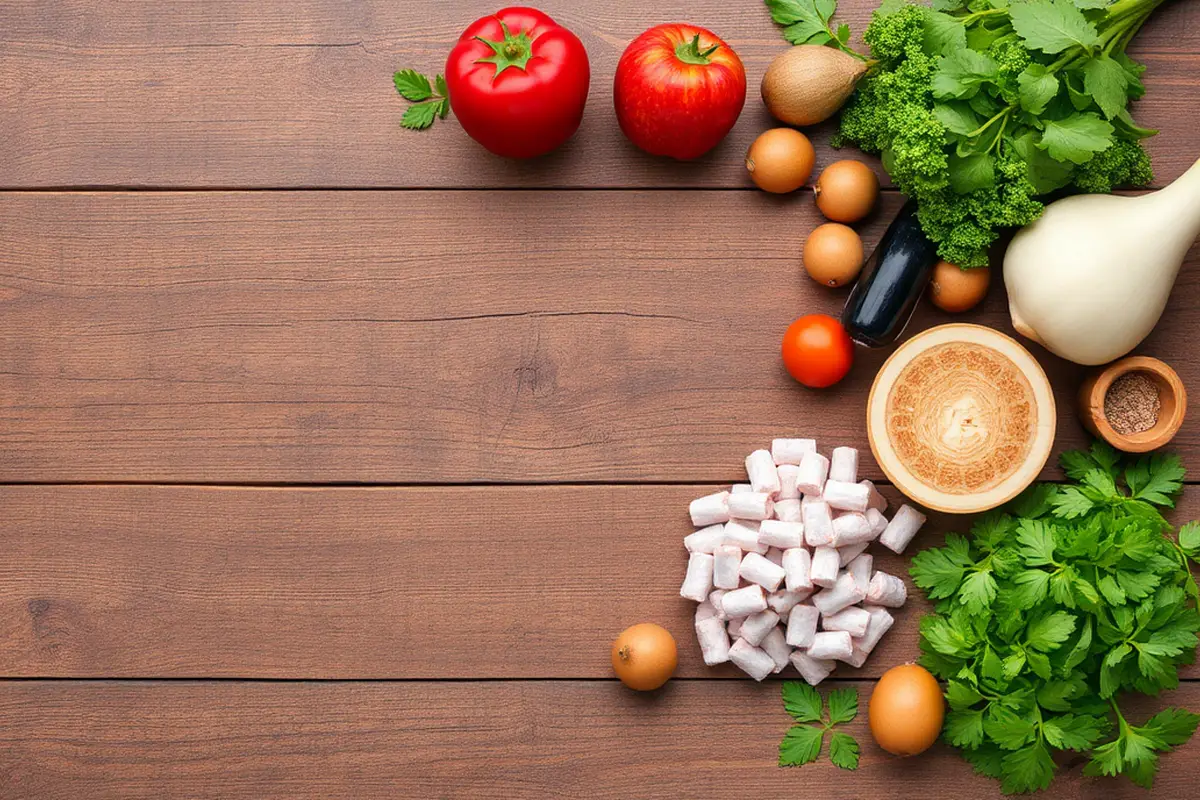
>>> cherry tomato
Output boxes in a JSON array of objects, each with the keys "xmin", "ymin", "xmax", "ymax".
[
  {"xmin": 446, "ymin": 7, "xmax": 591, "ymax": 159},
  {"xmin": 781, "ymin": 314, "xmax": 855, "ymax": 388}
]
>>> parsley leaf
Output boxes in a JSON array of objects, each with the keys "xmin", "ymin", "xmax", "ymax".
[
  {"xmin": 782, "ymin": 681, "xmax": 823, "ymax": 723},
  {"xmin": 932, "ymin": 50, "xmax": 999, "ymax": 99},
  {"xmin": 912, "ymin": 442, "xmax": 1200, "ymax": 793},
  {"xmin": 394, "ymin": 69, "xmax": 450, "ymax": 130},
  {"xmin": 828, "ymin": 732, "xmax": 860, "ymax": 769},
  {"xmin": 765, "ymin": 0, "xmax": 859, "ymax": 55},
  {"xmin": 1009, "ymin": 0, "xmax": 1100, "ymax": 54},
  {"xmin": 826, "ymin": 688, "xmax": 858, "ymax": 725},
  {"xmin": 777, "ymin": 683, "xmax": 861, "ymax": 771},
  {"xmin": 779, "ymin": 724, "xmax": 824, "ymax": 766},
  {"xmin": 1083, "ymin": 56, "xmax": 1130, "ymax": 119},
  {"xmin": 1018, "ymin": 65, "xmax": 1060, "ymax": 115}
]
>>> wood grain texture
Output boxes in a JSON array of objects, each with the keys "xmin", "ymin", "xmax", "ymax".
[
  {"xmin": 1, "ymin": 191, "xmax": 1198, "ymax": 483},
  {"xmin": 1, "ymin": 679, "xmax": 1197, "ymax": 799},
  {"xmin": 1, "ymin": 483, "xmax": 1196, "ymax": 679},
  {"xmin": 0, "ymin": 0, "xmax": 1195, "ymax": 188}
]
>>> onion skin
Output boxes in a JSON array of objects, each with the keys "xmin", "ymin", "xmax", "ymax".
[{"xmin": 761, "ymin": 46, "xmax": 869, "ymax": 127}]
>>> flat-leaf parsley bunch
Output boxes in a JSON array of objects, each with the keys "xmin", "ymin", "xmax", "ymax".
[
  {"xmin": 778, "ymin": 683, "xmax": 861, "ymax": 770},
  {"xmin": 911, "ymin": 443, "xmax": 1200, "ymax": 793}
]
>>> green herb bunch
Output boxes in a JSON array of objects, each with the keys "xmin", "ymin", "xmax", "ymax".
[
  {"xmin": 766, "ymin": 0, "xmax": 1165, "ymax": 268},
  {"xmin": 778, "ymin": 683, "xmax": 861, "ymax": 769},
  {"xmin": 911, "ymin": 443, "xmax": 1200, "ymax": 793}
]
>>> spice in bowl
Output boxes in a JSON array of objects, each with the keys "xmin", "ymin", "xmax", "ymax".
[{"xmin": 1104, "ymin": 372, "xmax": 1161, "ymax": 436}]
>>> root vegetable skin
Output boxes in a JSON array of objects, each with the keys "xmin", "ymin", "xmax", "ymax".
[{"xmin": 1005, "ymin": 158, "xmax": 1200, "ymax": 366}]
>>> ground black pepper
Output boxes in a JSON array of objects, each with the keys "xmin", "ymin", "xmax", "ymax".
[{"xmin": 1104, "ymin": 372, "xmax": 1161, "ymax": 436}]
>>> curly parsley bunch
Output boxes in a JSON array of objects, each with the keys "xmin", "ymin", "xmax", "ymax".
[
  {"xmin": 767, "ymin": 0, "xmax": 1165, "ymax": 267},
  {"xmin": 911, "ymin": 443, "xmax": 1200, "ymax": 793}
]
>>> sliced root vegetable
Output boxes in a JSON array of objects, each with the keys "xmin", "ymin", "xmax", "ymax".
[
  {"xmin": 867, "ymin": 324, "xmax": 1055, "ymax": 514},
  {"xmin": 740, "ymin": 551, "xmax": 787, "ymax": 592},
  {"xmin": 729, "ymin": 638, "xmax": 776, "ymax": 681},
  {"xmin": 680, "ymin": 552, "xmax": 714, "ymax": 602},
  {"xmin": 695, "ymin": 615, "xmax": 731, "ymax": 666},
  {"xmin": 791, "ymin": 650, "xmax": 836, "ymax": 686},
  {"xmin": 866, "ymin": 571, "xmax": 907, "ymax": 607},
  {"xmin": 786, "ymin": 604, "xmax": 820, "ymax": 648},
  {"xmin": 689, "ymin": 491, "xmax": 731, "ymax": 526}
]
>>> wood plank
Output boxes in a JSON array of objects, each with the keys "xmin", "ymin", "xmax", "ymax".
[
  {"xmin": 2, "ymin": 484, "xmax": 1197, "ymax": 679},
  {"xmin": 2, "ymin": 191, "xmax": 1199, "ymax": 483},
  {"xmin": 1, "ymin": 679, "xmax": 1197, "ymax": 799},
  {"xmin": 0, "ymin": 1, "xmax": 1195, "ymax": 188}
]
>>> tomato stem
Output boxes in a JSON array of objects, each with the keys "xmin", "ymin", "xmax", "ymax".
[{"xmin": 474, "ymin": 19, "xmax": 537, "ymax": 78}]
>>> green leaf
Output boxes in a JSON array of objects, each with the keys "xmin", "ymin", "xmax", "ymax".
[
  {"xmin": 1039, "ymin": 113, "xmax": 1114, "ymax": 165},
  {"xmin": 1017, "ymin": 519, "xmax": 1057, "ymax": 566},
  {"xmin": 1000, "ymin": 740, "xmax": 1056, "ymax": 794},
  {"xmin": 1085, "ymin": 738, "xmax": 1125, "ymax": 777},
  {"xmin": 911, "ymin": 536, "xmax": 974, "ymax": 598},
  {"xmin": 767, "ymin": 0, "xmax": 840, "ymax": 45},
  {"xmin": 1018, "ymin": 65, "xmax": 1060, "ymax": 115},
  {"xmin": 1042, "ymin": 713, "xmax": 1105, "ymax": 751},
  {"xmin": 1063, "ymin": 617, "xmax": 1094, "ymax": 673},
  {"xmin": 1118, "ymin": 569, "xmax": 1160, "ymax": 601},
  {"xmin": 985, "ymin": 707, "xmax": 1037, "ymax": 750},
  {"xmin": 394, "ymin": 69, "xmax": 434, "ymax": 101},
  {"xmin": 947, "ymin": 681, "xmax": 985, "ymax": 710},
  {"xmin": 958, "ymin": 569, "xmax": 999, "ymax": 613},
  {"xmin": 1180, "ymin": 522, "xmax": 1200, "ymax": 558},
  {"xmin": 1091, "ymin": 441, "xmax": 1121, "ymax": 475},
  {"xmin": 1027, "ymin": 611, "xmax": 1077, "ymax": 652},
  {"xmin": 782, "ymin": 681, "xmax": 824, "ymax": 723},
  {"xmin": 921, "ymin": 7, "xmax": 967, "ymax": 57},
  {"xmin": 1009, "ymin": 569, "xmax": 1050, "ymax": 610},
  {"xmin": 1141, "ymin": 708, "xmax": 1200, "ymax": 747},
  {"xmin": 826, "ymin": 688, "xmax": 858, "ymax": 725},
  {"xmin": 779, "ymin": 724, "xmax": 824, "ymax": 766},
  {"xmin": 948, "ymin": 152, "xmax": 996, "ymax": 194},
  {"xmin": 932, "ymin": 50, "xmax": 999, "ymax": 100},
  {"xmin": 1037, "ymin": 680, "xmax": 1077, "ymax": 711},
  {"xmin": 1072, "ymin": 0, "xmax": 1113, "ymax": 7},
  {"xmin": 837, "ymin": 23, "xmax": 851, "ymax": 44},
  {"xmin": 1013, "ymin": 131, "xmax": 1076, "ymax": 194},
  {"xmin": 828, "ymin": 731, "xmax": 860, "ymax": 770},
  {"xmin": 963, "ymin": 742, "xmax": 1007, "ymax": 778},
  {"xmin": 1009, "ymin": 0, "xmax": 1100, "ymax": 54},
  {"xmin": 934, "ymin": 102, "xmax": 981, "ymax": 136},
  {"xmin": 1060, "ymin": 449, "xmax": 1097, "ymax": 481},
  {"xmin": 1130, "ymin": 454, "xmax": 1185, "ymax": 506},
  {"xmin": 1097, "ymin": 574, "xmax": 1126, "ymax": 606},
  {"xmin": 1052, "ymin": 486, "xmax": 1095, "ymax": 519},
  {"xmin": 946, "ymin": 709, "xmax": 987, "ymax": 748},
  {"xmin": 401, "ymin": 101, "xmax": 443, "ymax": 131},
  {"xmin": 1083, "ymin": 56, "xmax": 1129, "ymax": 119}
]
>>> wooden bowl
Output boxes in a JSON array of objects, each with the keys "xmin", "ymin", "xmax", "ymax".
[{"xmin": 1078, "ymin": 356, "xmax": 1187, "ymax": 453}]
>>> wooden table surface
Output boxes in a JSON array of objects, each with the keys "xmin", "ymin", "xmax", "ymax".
[{"xmin": 2, "ymin": 1, "xmax": 1199, "ymax": 797}]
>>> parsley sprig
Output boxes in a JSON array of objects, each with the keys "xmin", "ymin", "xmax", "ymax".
[
  {"xmin": 912, "ymin": 442, "xmax": 1200, "ymax": 793},
  {"xmin": 764, "ymin": 0, "xmax": 860, "ymax": 57},
  {"xmin": 778, "ymin": 683, "xmax": 860, "ymax": 770},
  {"xmin": 393, "ymin": 69, "xmax": 450, "ymax": 130}
]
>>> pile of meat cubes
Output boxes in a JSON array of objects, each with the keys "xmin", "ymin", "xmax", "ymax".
[{"xmin": 681, "ymin": 439, "xmax": 926, "ymax": 684}]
